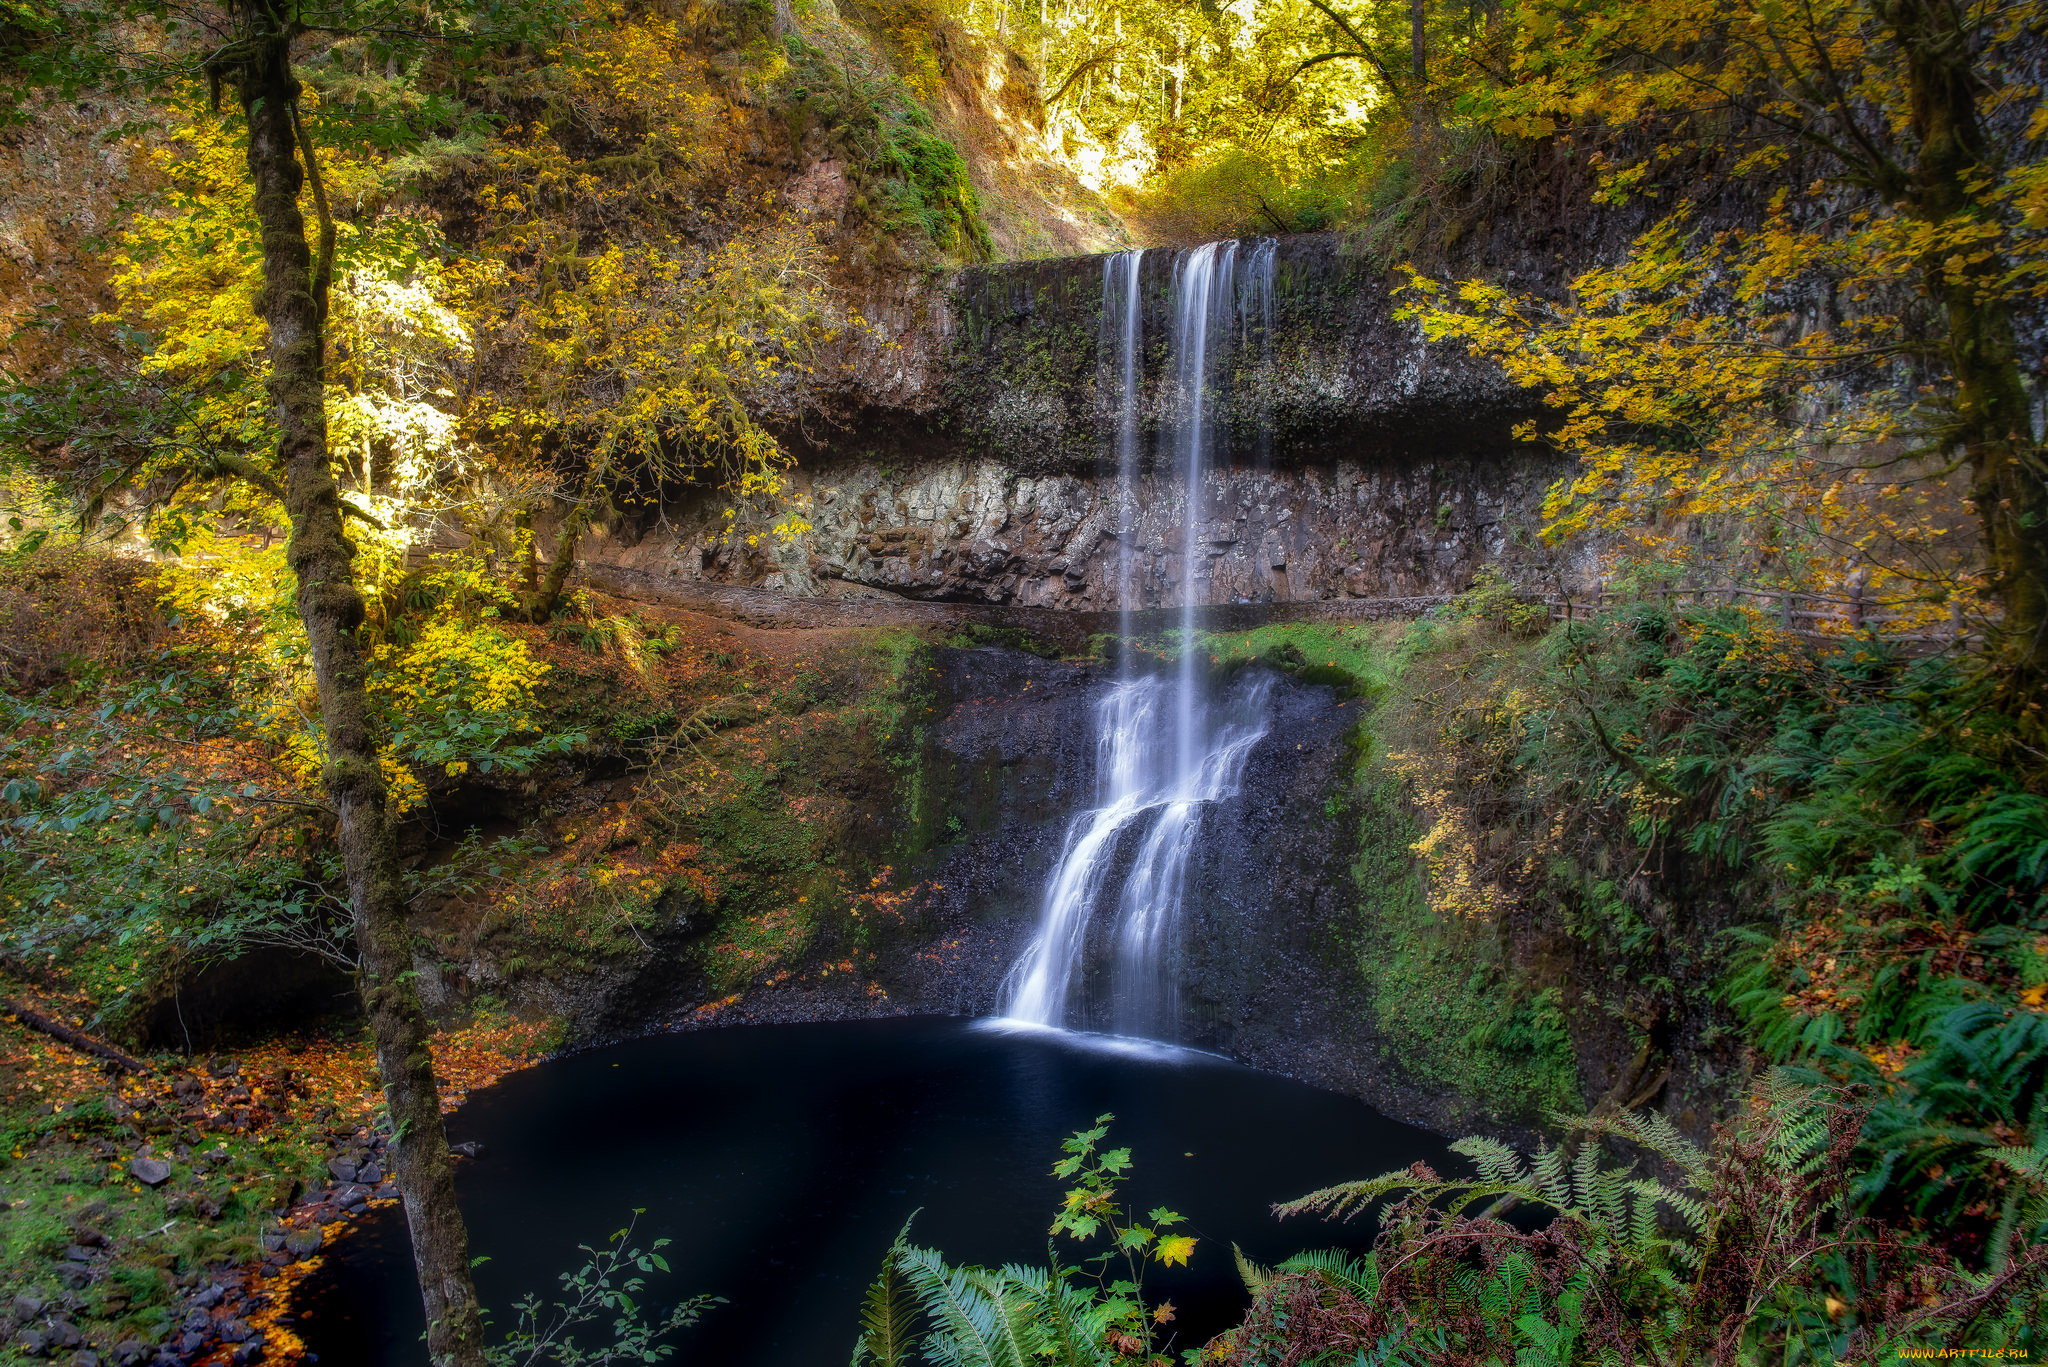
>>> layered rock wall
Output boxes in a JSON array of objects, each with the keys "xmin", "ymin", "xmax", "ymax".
[
  {"xmin": 574, "ymin": 233, "xmax": 1571, "ymax": 611},
  {"xmin": 584, "ymin": 451, "xmax": 1563, "ymax": 609}
]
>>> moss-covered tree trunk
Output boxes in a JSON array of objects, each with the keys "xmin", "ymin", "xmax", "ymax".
[
  {"xmin": 1885, "ymin": 0, "xmax": 2048, "ymax": 689},
  {"xmin": 235, "ymin": 11, "xmax": 489, "ymax": 1366}
]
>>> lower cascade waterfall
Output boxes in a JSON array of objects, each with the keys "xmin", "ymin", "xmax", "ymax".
[{"xmin": 999, "ymin": 670, "xmax": 1274, "ymax": 1036}]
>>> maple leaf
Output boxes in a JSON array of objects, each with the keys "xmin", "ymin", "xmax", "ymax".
[
  {"xmin": 1154, "ymin": 1234, "xmax": 1197, "ymax": 1267},
  {"xmin": 1152, "ymin": 1300, "xmax": 1177, "ymax": 1324}
]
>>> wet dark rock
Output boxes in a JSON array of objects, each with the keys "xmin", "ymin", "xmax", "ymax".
[
  {"xmin": 111, "ymin": 1343, "xmax": 150, "ymax": 1367},
  {"xmin": 176, "ymin": 1331, "xmax": 204, "ymax": 1355},
  {"xmin": 62, "ymin": 1246, "xmax": 96, "ymax": 1263},
  {"xmin": 45, "ymin": 1321, "xmax": 81, "ymax": 1349},
  {"xmin": 217, "ymin": 1319, "xmax": 252, "ymax": 1344},
  {"xmin": 449, "ymin": 1141, "xmax": 484, "ymax": 1159},
  {"xmin": 355, "ymin": 1161, "xmax": 382, "ymax": 1184},
  {"xmin": 127, "ymin": 1158, "xmax": 171, "ymax": 1187},
  {"xmin": 70, "ymin": 1351, "xmax": 102, "ymax": 1367},
  {"xmin": 644, "ymin": 646, "xmax": 1434, "ymax": 1124},
  {"xmin": 324, "ymin": 1158, "xmax": 356, "ymax": 1183},
  {"xmin": 191, "ymin": 1286, "xmax": 224, "ymax": 1309},
  {"xmin": 13, "ymin": 1295, "xmax": 46, "ymax": 1321},
  {"xmin": 283, "ymin": 1228, "xmax": 322, "ymax": 1259},
  {"xmin": 257, "ymin": 1228, "xmax": 285, "ymax": 1254},
  {"xmin": 16, "ymin": 1329, "xmax": 47, "ymax": 1356}
]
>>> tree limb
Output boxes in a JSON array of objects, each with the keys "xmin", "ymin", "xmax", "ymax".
[
  {"xmin": 1044, "ymin": 46, "xmax": 1122, "ymax": 107},
  {"xmin": 291, "ymin": 101, "xmax": 336, "ymax": 324},
  {"xmin": 1299, "ymin": 0, "xmax": 1400, "ymax": 91},
  {"xmin": 1, "ymin": 998, "xmax": 150, "ymax": 1074}
]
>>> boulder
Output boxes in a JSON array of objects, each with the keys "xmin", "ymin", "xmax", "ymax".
[{"xmin": 127, "ymin": 1158, "xmax": 172, "ymax": 1187}]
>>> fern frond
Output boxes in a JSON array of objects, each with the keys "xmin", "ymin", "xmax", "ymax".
[
  {"xmin": 1275, "ymin": 1248, "xmax": 1380, "ymax": 1301},
  {"xmin": 893, "ymin": 1244, "xmax": 1030, "ymax": 1367},
  {"xmin": 1569, "ymin": 1106, "xmax": 1710, "ymax": 1181},
  {"xmin": 1450, "ymin": 1135, "xmax": 1530, "ymax": 1186},
  {"xmin": 1570, "ymin": 1138, "xmax": 1604, "ymax": 1219},
  {"xmin": 1533, "ymin": 1143, "xmax": 1572, "ymax": 1209},
  {"xmin": 851, "ymin": 1216, "xmax": 920, "ymax": 1367},
  {"xmin": 1275, "ymin": 1170, "xmax": 1441, "ymax": 1222},
  {"xmin": 1233, "ymin": 1242, "xmax": 1273, "ymax": 1297}
]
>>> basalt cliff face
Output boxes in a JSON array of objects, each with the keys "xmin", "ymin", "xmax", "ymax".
[{"xmin": 572, "ymin": 234, "xmax": 1578, "ymax": 613}]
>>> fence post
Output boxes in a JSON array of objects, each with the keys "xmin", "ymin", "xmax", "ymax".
[{"xmin": 1847, "ymin": 569, "xmax": 1868, "ymax": 632}]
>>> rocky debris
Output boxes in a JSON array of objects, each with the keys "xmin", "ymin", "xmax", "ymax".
[
  {"xmin": 126, "ymin": 1157, "xmax": 171, "ymax": 1187},
  {"xmin": 145, "ymin": 1274, "xmax": 283, "ymax": 1366}
]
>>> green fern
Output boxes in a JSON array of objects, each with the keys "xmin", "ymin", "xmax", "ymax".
[
  {"xmin": 850, "ymin": 1216, "xmax": 920, "ymax": 1367},
  {"xmin": 1232, "ymin": 1242, "xmax": 1273, "ymax": 1296},
  {"xmin": 1274, "ymin": 1247, "xmax": 1380, "ymax": 1300},
  {"xmin": 892, "ymin": 1244, "xmax": 1036, "ymax": 1367}
]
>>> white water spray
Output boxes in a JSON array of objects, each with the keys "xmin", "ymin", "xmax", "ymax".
[{"xmin": 1000, "ymin": 672, "xmax": 1273, "ymax": 1033}]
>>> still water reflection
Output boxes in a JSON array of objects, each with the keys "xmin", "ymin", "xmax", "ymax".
[{"xmin": 296, "ymin": 1017, "xmax": 1449, "ymax": 1364}]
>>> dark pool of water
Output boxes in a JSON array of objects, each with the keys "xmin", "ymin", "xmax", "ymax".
[{"xmin": 294, "ymin": 1016, "xmax": 1450, "ymax": 1365}]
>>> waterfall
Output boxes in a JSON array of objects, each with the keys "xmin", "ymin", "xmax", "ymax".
[
  {"xmin": 998, "ymin": 238, "xmax": 1281, "ymax": 1039},
  {"xmin": 999, "ymin": 672, "xmax": 1274, "ymax": 1033},
  {"xmin": 1170, "ymin": 240, "xmax": 1237, "ymax": 785},
  {"xmin": 1102, "ymin": 249, "xmax": 1145, "ymax": 650}
]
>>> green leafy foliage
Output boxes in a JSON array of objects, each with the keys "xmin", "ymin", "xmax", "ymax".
[
  {"xmin": 1217, "ymin": 1078, "xmax": 2045, "ymax": 1365},
  {"xmin": 486, "ymin": 1212, "xmax": 715, "ymax": 1366},
  {"xmin": 855, "ymin": 1117, "xmax": 1192, "ymax": 1365}
]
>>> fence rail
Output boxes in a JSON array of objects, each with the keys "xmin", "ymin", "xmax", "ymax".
[{"xmin": 1542, "ymin": 584, "xmax": 1977, "ymax": 648}]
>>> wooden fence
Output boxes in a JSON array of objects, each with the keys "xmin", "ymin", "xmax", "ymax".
[{"xmin": 1543, "ymin": 584, "xmax": 1975, "ymax": 648}]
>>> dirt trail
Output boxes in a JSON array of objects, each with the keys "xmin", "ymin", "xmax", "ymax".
[{"xmin": 577, "ymin": 562, "xmax": 1446, "ymax": 654}]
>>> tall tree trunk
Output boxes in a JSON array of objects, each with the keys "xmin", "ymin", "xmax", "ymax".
[
  {"xmin": 522, "ymin": 504, "xmax": 589, "ymax": 623},
  {"xmin": 1887, "ymin": 0, "xmax": 2048, "ymax": 688},
  {"xmin": 236, "ymin": 14, "xmax": 489, "ymax": 1367},
  {"xmin": 1410, "ymin": 0, "xmax": 1425, "ymax": 85}
]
